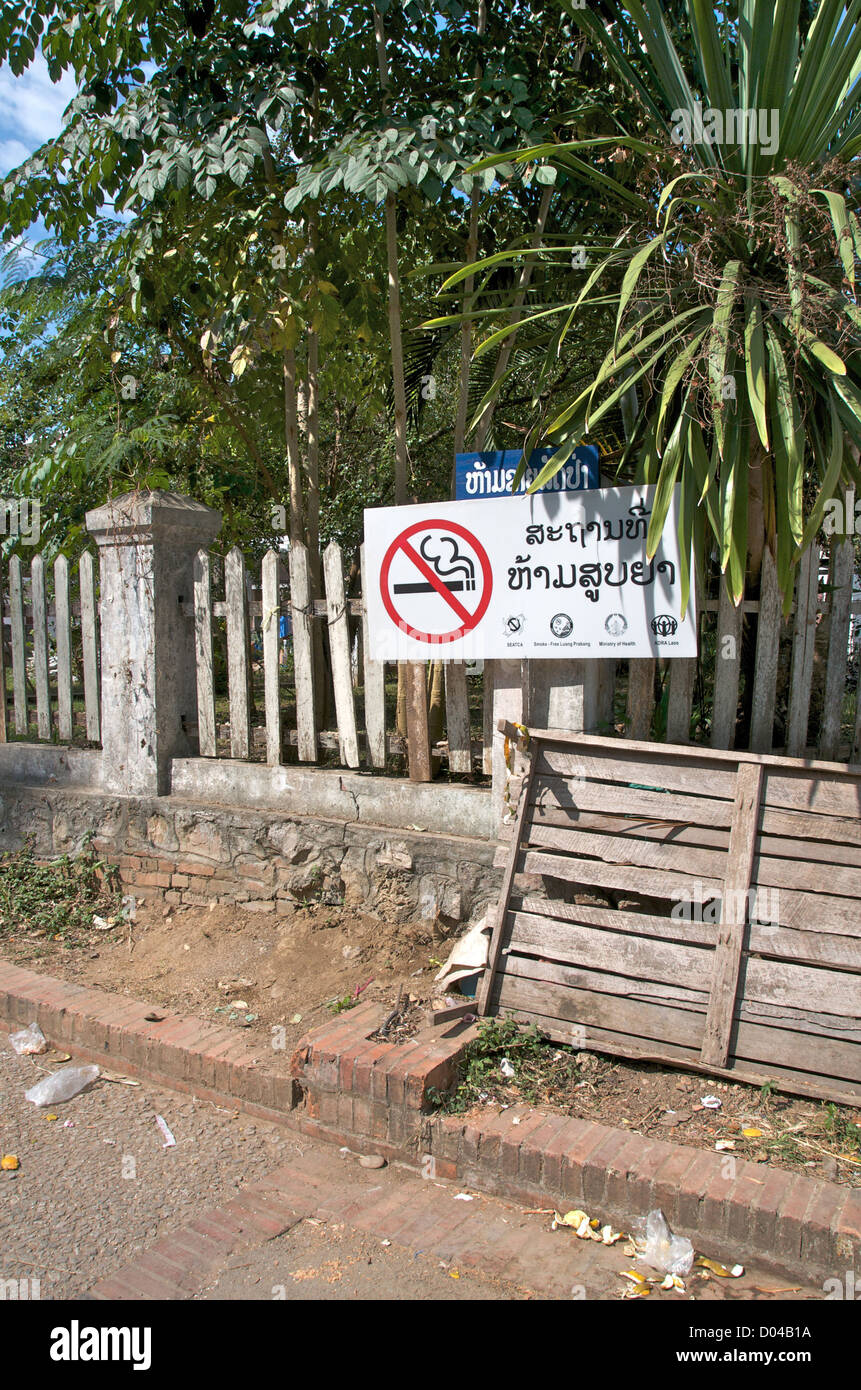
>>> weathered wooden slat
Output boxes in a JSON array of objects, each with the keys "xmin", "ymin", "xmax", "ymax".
[
  {"xmin": 666, "ymin": 656, "xmax": 696, "ymax": 745},
  {"xmin": 518, "ymin": 847, "xmax": 724, "ymax": 899},
  {"xmin": 625, "ymin": 658, "xmax": 655, "ymax": 740},
  {"xmin": 9, "ymin": 555, "xmax": 27, "ymax": 735},
  {"xmin": 786, "ymin": 544, "xmax": 819, "ymax": 757},
  {"xmin": 193, "ymin": 549, "xmax": 216, "ymax": 757},
  {"xmin": 30, "ymin": 554, "xmax": 51, "ymax": 741},
  {"xmin": 444, "ymin": 662, "xmax": 471, "ymax": 774},
  {"xmin": 749, "ymin": 547, "xmax": 782, "ymax": 754},
  {"xmin": 594, "ymin": 659, "xmax": 616, "ymax": 733},
  {"xmin": 819, "ymin": 536, "xmax": 853, "ymax": 760},
  {"xmin": 225, "ymin": 545, "xmax": 251, "ymax": 760},
  {"xmin": 533, "ymin": 773, "xmax": 734, "ymax": 826},
  {"xmin": 508, "ymin": 912, "xmax": 714, "ymax": 992},
  {"xmin": 513, "ymin": 895, "xmax": 861, "ymax": 972},
  {"xmin": 262, "ymin": 549, "xmax": 282, "ymax": 767},
  {"xmin": 536, "ymin": 744, "xmax": 738, "ymax": 800},
  {"xmin": 0, "ymin": 559, "xmax": 6, "ymax": 744},
  {"xmin": 289, "ymin": 541, "xmax": 318, "ymax": 763},
  {"xmin": 79, "ymin": 551, "xmax": 100, "ymax": 743},
  {"xmin": 513, "ymin": 723, "xmax": 858, "ymax": 777},
  {"xmin": 323, "ymin": 541, "xmax": 360, "ymax": 769},
  {"xmin": 494, "ymin": 973, "xmax": 861, "ymax": 1084},
  {"xmin": 711, "ymin": 579, "xmax": 743, "ymax": 748},
  {"xmin": 54, "ymin": 555, "xmax": 73, "ymax": 742},
  {"xmin": 525, "ymin": 818, "xmax": 861, "ymax": 897},
  {"xmin": 527, "ymin": 802, "xmax": 861, "ymax": 867},
  {"xmin": 489, "ymin": 997, "xmax": 861, "ymax": 1106},
  {"xmin": 360, "ymin": 544, "xmax": 386, "ymax": 770},
  {"xmin": 477, "ymin": 744, "xmax": 538, "ymax": 1017}
]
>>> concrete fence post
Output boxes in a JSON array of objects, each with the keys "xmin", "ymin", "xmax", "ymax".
[{"xmin": 85, "ymin": 491, "xmax": 222, "ymax": 796}]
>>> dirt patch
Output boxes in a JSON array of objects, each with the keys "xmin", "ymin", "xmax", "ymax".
[
  {"xmin": 433, "ymin": 1017, "xmax": 861, "ymax": 1190},
  {"xmin": 1, "ymin": 896, "xmax": 457, "ymax": 1059}
]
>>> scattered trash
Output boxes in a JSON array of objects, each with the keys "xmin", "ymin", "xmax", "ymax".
[
  {"xmin": 660, "ymin": 1273, "xmax": 687, "ymax": 1292},
  {"xmin": 91, "ymin": 915, "xmax": 116, "ymax": 930},
  {"xmin": 358, "ymin": 1154, "xmax": 386, "ymax": 1169},
  {"xmin": 9, "ymin": 1022, "xmax": 47, "ymax": 1055},
  {"xmin": 551, "ymin": 1209, "xmax": 624, "ymax": 1243},
  {"xmin": 381, "ymin": 1239, "xmax": 391, "ymax": 1247},
  {"xmin": 715, "ymin": 1139, "xmax": 735, "ymax": 1151},
  {"xmin": 229, "ymin": 1000, "xmax": 249, "ymax": 1011},
  {"xmin": 1, "ymin": 1154, "xmax": 19, "ymax": 1171},
  {"xmin": 63, "ymin": 1120, "xmax": 74, "ymax": 1129},
  {"xmin": 25, "ymin": 1064, "xmax": 100, "ymax": 1107},
  {"xmin": 696, "ymin": 1256, "xmax": 744, "ymax": 1278},
  {"xmin": 500, "ymin": 1058, "xmax": 515, "ymax": 1079},
  {"xmin": 454, "ymin": 1193, "xmax": 474, "ymax": 1201},
  {"xmin": 291, "ymin": 1014, "xmax": 302, "ymax": 1024},
  {"xmin": 450, "ymin": 1270, "xmax": 460, "ymax": 1279},
  {"xmin": 45, "ymin": 1113, "xmax": 58, "ymax": 1122},
  {"xmin": 155, "ymin": 1115, "xmax": 176, "ymax": 1148},
  {"xmin": 433, "ymin": 915, "xmax": 491, "ymax": 991},
  {"xmin": 218, "ymin": 978, "xmax": 255, "ymax": 993},
  {"xmin": 701, "ymin": 1095, "xmax": 722, "ymax": 1109},
  {"xmin": 53, "ymin": 1054, "xmax": 71, "ymax": 1063},
  {"xmin": 639, "ymin": 1209, "xmax": 695, "ymax": 1277},
  {"xmin": 144, "ymin": 1013, "xmax": 165, "ymax": 1023},
  {"xmin": 100, "ymin": 1073, "xmax": 141, "ymax": 1087},
  {"xmin": 742, "ymin": 1127, "xmax": 763, "ymax": 1138}
]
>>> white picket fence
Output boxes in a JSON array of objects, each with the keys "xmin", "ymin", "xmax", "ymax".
[
  {"xmin": 0, "ymin": 552, "xmax": 100, "ymax": 745},
  {"xmin": 2, "ymin": 534, "xmax": 860, "ymax": 769},
  {"xmin": 186, "ymin": 540, "xmax": 491, "ymax": 773}
]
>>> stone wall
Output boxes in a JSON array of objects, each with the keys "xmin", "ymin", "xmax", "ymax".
[{"xmin": 0, "ymin": 782, "xmax": 500, "ymax": 929}]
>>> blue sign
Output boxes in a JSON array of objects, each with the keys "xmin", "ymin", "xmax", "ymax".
[{"xmin": 454, "ymin": 444, "xmax": 599, "ymax": 501}]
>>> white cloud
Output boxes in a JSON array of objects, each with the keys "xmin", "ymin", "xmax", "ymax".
[
  {"xmin": 0, "ymin": 136, "xmax": 31, "ymax": 174},
  {"xmin": 0, "ymin": 53, "xmax": 78, "ymax": 164}
]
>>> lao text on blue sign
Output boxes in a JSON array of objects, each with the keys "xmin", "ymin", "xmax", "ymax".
[
  {"xmin": 363, "ymin": 484, "xmax": 697, "ymax": 662},
  {"xmin": 454, "ymin": 444, "xmax": 599, "ymax": 500}
]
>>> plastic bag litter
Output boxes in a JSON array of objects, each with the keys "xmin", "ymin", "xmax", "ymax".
[
  {"xmin": 9, "ymin": 1022, "xmax": 47, "ymax": 1055},
  {"xmin": 637, "ymin": 1209, "xmax": 695, "ymax": 1276},
  {"xmin": 24, "ymin": 1065, "xmax": 100, "ymax": 1107}
]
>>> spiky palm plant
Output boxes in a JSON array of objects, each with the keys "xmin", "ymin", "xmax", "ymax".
[{"xmin": 445, "ymin": 0, "xmax": 861, "ymax": 610}]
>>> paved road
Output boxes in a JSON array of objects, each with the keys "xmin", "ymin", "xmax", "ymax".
[{"xmin": 0, "ymin": 1044, "xmax": 826, "ymax": 1302}]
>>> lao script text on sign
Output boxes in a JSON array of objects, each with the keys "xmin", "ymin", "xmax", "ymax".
[
  {"xmin": 454, "ymin": 444, "xmax": 600, "ymax": 500},
  {"xmin": 364, "ymin": 484, "xmax": 697, "ymax": 662}
]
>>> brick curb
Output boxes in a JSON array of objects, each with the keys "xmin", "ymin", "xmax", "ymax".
[
  {"xmin": 291, "ymin": 1005, "xmax": 861, "ymax": 1285},
  {"xmin": 2, "ymin": 959, "xmax": 857, "ymax": 1284},
  {"xmin": 0, "ymin": 959, "xmax": 297, "ymax": 1121}
]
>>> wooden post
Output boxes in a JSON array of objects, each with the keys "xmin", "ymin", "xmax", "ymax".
[
  {"xmin": 0, "ymin": 559, "xmax": 6, "ymax": 743},
  {"xmin": 323, "ymin": 541, "xmax": 360, "ymax": 768},
  {"xmin": 54, "ymin": 555, "xmax": 73, "ymax": 742},
  {"xmin": 225, "ymin": 546, "xmax": 251, "ymax": 760},
  {"xmin": 749, "ymin": 549, "xmax": 781, "ymax": 754},
  {"xmin": 289, "ymin": 541, "xmax": 318, "ymax": 762},
  {"xmin": 819, "ymin": 536, "xmax": 853, "ymax": 760},
  {"xmin": 79, "ymin": 551, "xmax": 101, "ymax": 743},
  {"xmin": 360, "ymin": 544, "xmax": 386, "ymax": 769},
  {"xmin": 193, "ymin": 549, "xmax": 216, "ymax": 757},
  {"xmin": 262, "ymin": 549, "xmax": 282, "ymax": 766},
  {"xmin": 405, "ymin": 661, "xmax": 431, "ymax": 781},
  {"xmin": 9, "ymin": 555, "xmax": 27, "ymax": 735},
  {"xmin": 444, "ymin": 661, "xmax": 472, "ymax": 774},
  {"xmin": 712, "ymin": 579, "xmax": 743, "ymax": 748},
  {"xmin": 700, "ymin": 761, "xmax": 763, "ymax": 1068},
  {"xmin": 625, "ymin": 659, "xmax": 655, "ymax": 740},
  {"xmin": 31, "ymin": 554, "xmax": 51, "ymax": 741},
  {"xmin": 786, "ymin": 545, "xmax": 819, "ymax": 757}
]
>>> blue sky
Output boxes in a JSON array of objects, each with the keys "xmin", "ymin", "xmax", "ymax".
[{"xmin": 0, "ymin": 53, "xmax": 77, "ymax": 177}]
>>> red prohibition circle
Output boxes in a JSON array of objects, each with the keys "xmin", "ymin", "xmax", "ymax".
[{"xmin": 380, "ymin": 518, "xmax": 493, "ymax": 644}]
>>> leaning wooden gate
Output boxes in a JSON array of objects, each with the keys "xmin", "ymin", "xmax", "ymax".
[{"xmin": 480, "ymin": 724, "xmax": 861, "ymax": 1105}]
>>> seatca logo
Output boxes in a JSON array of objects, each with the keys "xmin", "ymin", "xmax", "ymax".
[{"xmin": 50, "ymin": 1321, "xmax": 152, "ymax": 1371}]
